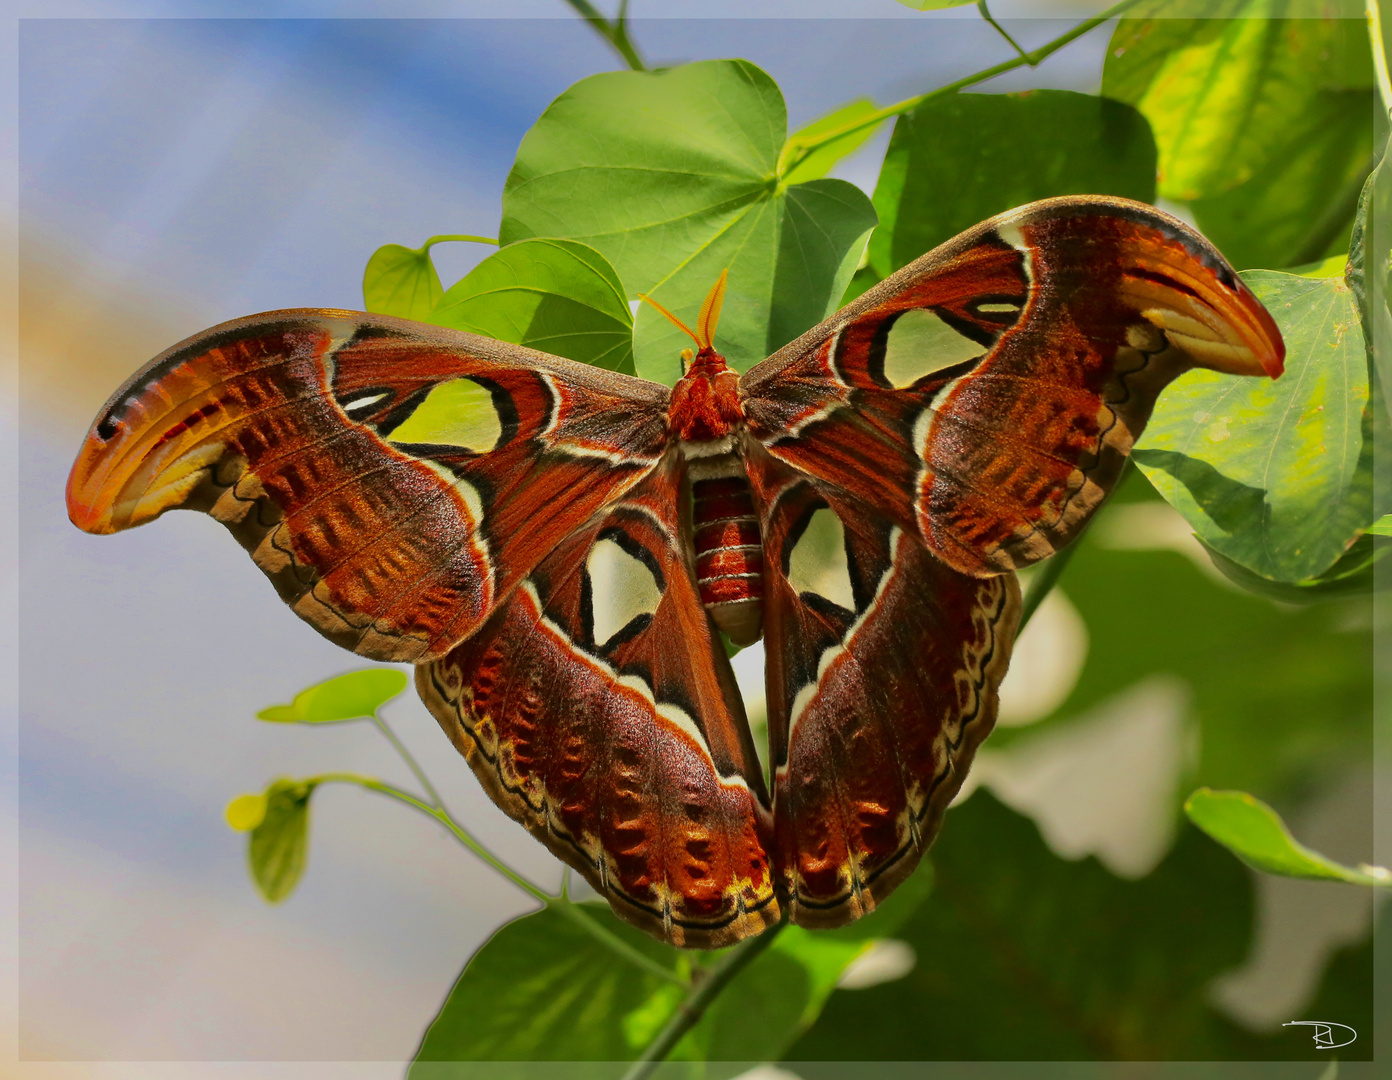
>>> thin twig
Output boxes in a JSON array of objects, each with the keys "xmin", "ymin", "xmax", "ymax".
[
  {"xmin": 620, "ymin": 912, "xmax": 789, "ymax": 1080},
  {"xmin": 777, "ymin": 0, "xmax": 1144, "ymax": 178},
  {"xmin": 423, "ymin": 234, "xmax": 498, "ymax": 249},
  {"xmin": 563, "ymin": 0, "xmax": 648, "ymax": 71},
  {"xmin": 313, "ymin": 771, "xmax": 685, "ymax": 985},
  {"xmin": 370, "ymin": 712, "xmax": 447, "ymax": 810},
  {"xmin": 313, "ymin": 772, "xmax": 551, "ymax": 904},
  {"xmin": 977, "ymin": 0, "xmax": 1033, "ymax": 63},
  {"xmin": 551, "ymin": 900, "xmax": 688, "ymax": 986},
  {"xmin": 1018, "ymin": 539, "xmax": 1081, "ymax": 631}
]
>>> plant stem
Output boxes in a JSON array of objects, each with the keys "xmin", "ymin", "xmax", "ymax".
[
  {"xmin": 370, "ymin": 712, "xmax": 447, "ymax": 810},
  {"xmin": 1370, "ymin": 0, "xmax": 1392, "ymax": 120},
  {"xmin": 423, "ymin": 234, "xmax": 498, "ymax": 250},
  {"xmin": 312, "ymin": 772, "xmax": 686, "ymax": 985},
  {"xmin": 313, "ymin": 772, "xmax": 553, "ymax": 905},
  {"xmin": 778, "ymin": 0, "xmax": 1144, "ymax": 177},
  {"xmin": 620, "ymin": 913, "xmax": 789, "ymax": 1080},
  {"xmin": 1018, "ymin": 537, "xmax": 1081, "ymax": 632},
  {"xmin": 564, "ymin": 0, "xmax": 648, "ymax": 71},
  {"xmin": 977, "ymin": 0, "xmax": 1032, "ymax": 64},
  {"xmin": 550, "ymin": 900, "xmax": 688, "ymax": 986}
]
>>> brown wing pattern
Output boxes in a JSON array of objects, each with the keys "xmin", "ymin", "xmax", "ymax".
[
  {"xmin": 739, "ymin": 196, "xmax": 1284, "ymax": 576},
  {"xmin": 67, "ymin": 309, "xmax": 670, "ymax": 661},
  {"xmin": 745, "ymin": 443, "xmax": 1019, "ymax": 926},
  {"xmin": 416, "ymin": 456, "xmax": 779, "ymax": 947}
]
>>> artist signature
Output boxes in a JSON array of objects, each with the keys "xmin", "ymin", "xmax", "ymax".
[{"xmin": 1283, "ymin": 1021, "xmax": 1356, "ymax": 1049}]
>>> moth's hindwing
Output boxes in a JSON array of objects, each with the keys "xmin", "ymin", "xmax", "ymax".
[
  {"xmin": 739, "ymin": 195, "xmax": 1284, "ymax": 576},
  {"xmin": 67, "ymin": 309, "xmax": 671, "ymax": 662},
  {"xmin": 417, "ymin": 456, "xmax": 780, "ymax": 948},
  {"xmin": 748, "ymin": 444, "xmax": 1021, "ymax": 926}
]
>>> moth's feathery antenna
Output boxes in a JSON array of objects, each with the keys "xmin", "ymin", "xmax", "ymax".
[
  {"xmin": 696, "ymin": 269, "xmax": 728, "ymax": 351},
  {"xmin": 637, "ymin": 270, "xmax": 730, "ymax": 374}
]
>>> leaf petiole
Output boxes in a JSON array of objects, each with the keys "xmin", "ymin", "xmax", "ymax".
[
  {"xmin": 421, "ymin": 234, "xmax": 498, "ymax": 251},
  {"xmin": 564, "ymin": 0, "xmax": 647, "ymax": 72},
  {"xmin": 353, "ymin": 713, "xmax": 691, "ymax": 985},
  {"xmin": 311, "ymin": 772, "xmax": 553, "ymax": 905},
  {"xmin": 977, "ymin": 0, "xmax": 1032, "ymax": 64},
  {"xmin": 549, "ymin": 900, "xmax": 689, "ymax": 986},
  {"xmin": 778, "ymin": 0, "xmax": 1144, "ymax": 177}
]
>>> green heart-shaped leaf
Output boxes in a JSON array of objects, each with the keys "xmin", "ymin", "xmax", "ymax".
[
  {"xmin": 500, "ymin": 59, "xmax": 875, "ymax": 383},
  {"xmin": 429, "ymin": 238, "xmax": 634, "ymax": 373},
  {"xmin": 363, "ymin": 243, "xmax": 444, "ymax": 321}
]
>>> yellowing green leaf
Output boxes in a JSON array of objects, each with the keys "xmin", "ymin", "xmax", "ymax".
[
  {"xmin": 247, "ymin": 779, "xmax": 317, "ymax": 904},
  {"xmin": 1135, "ymin": 271, "xmax": 1371, "ymax": 582},
  {"xmin": 1103, "ymin": 4, "xmax": 1372, "ymax": 201},
  {"xmin": 1189, "ymin": 90, "xmax": 1373, "ymax": 270}
]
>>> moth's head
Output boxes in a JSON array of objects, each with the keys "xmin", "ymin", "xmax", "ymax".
[{"xmin": 639, "ymin": 270, "xmax": 730, "ymax": 376}]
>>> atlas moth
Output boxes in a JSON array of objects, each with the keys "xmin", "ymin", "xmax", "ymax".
[{"xmin": 68, "ymin": 196, "xmax": 1283, "ymax": 947}]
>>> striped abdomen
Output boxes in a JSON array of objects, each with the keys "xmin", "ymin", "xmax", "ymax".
[{"xmin": 693, "ymin": 474, "xmax": 764, "ymax": 645}]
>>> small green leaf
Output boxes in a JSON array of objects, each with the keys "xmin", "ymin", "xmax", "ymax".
[
  {"xmin": 1367, "ymin": 513, "xmax": 1392, "ymax": 536},
  {"xmin": 224, "ymin": 792, "xmax": 267, "ymax": 832},
  {"xmin": 363, "ymin": 243, "xmax": 445, "ymax": 321},
  {"xmin": 868, "ymin": 90, "xmax": 1156, "ymax": 279},
  {"xmin": 501, "ymin": 59, "xmax": 875, "ymax": 383},
  {"xmin": 428, "ymin": 238, "xmax": 634, "ymax": 374},
  {"xmin": 247, "ymin": 779, "xmax": 317, "ymax": 904},
  {"xmin": 363, "ymin": 235, "xmax": 498, "ymax": 322},
  {"xmin": 1134, "ymin": 270, "xmax": 1371, "ymax": 582},
  {"xmin": 1184, "ymin": 787, "xmax": 1391, "ymax": 886},
  {"xmin": 257, "ymin": 668, "xmax": 408, "ymax": 724},
  {"xmin": 782, "ymin": 98, "xmax": 885, "ymax": 186}
]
